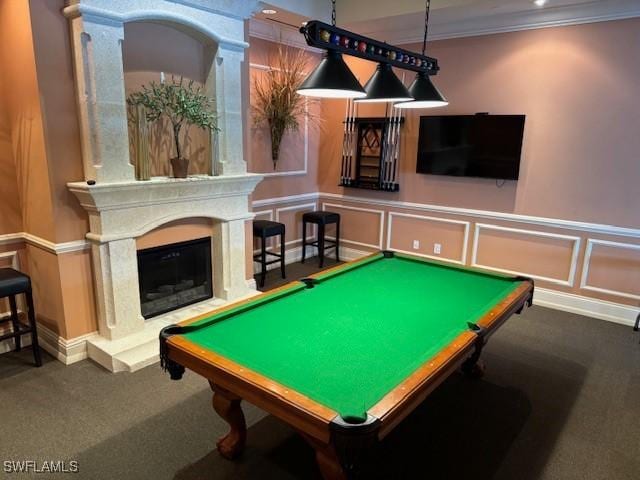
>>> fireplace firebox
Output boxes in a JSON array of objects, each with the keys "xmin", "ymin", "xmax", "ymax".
[{"xmin": 137, "ymin": 237, "xmax": 213, "ymax": 319}]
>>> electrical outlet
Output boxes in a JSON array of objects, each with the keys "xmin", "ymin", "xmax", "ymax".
[
  {"xmin": 434, "ymin": 243, "xmax": 442, "ymax": 255},
  {"xmin": 412, "ymin": 240, "xmax": 420, "ymax": 250}
]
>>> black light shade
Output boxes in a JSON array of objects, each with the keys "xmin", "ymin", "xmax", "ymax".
[
  {"xmin": 396, "ymin": 72, "xmax": 448, "ymax": 109},
  {"xmin": 297, "ymin": 50, "xmax": 366, "ymax": 99},
  {"xmin": 355, "ymin": 63, "xmax": 413, "ymax": 103}
]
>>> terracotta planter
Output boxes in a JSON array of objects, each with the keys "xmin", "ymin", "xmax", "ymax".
[{"xmin": 170, "ymin": 157, "xmax": 189, "ymax": 178}]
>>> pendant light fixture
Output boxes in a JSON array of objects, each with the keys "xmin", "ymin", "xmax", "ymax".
[
  {"xmin": 297, "ymin": 0, "xmax": 366, "ymax": 99},
  {"xmin": 396, "ymin": 0, "xmax": 448, "ymax": 109},
  {"xmin": 355, "ymin": 63, "xmax": 413, "ymax": 103}
]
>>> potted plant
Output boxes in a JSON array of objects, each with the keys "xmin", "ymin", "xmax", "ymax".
[
  {"xmin": 252, "ymin": 44, "xmax": 315, "ymax": 169},
  {"xmin": 127, "ymin": 77, "xmax": 218, "ymax": 178}
]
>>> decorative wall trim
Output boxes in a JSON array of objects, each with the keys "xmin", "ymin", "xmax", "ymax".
[
  {"xmin": 0, "ymin": 232, "xmax": 89, "ymax": 255},
  {"xmin": 387, "ymin": 212, "xmax": 470, "ymax": 265},
  {"xmin": 471, "ymin": 223, "xmax": 581, "ymax": 287},
  {"xmin": 275, "ymin": 202, "xmax": 317, "ymax": 247},
  {"xmin": 0, "ymin": 250, "xmax": 20, "ymax": 269},
  {"xmin": 252, "ymin": 192, "xmax": 319, "ymax": 208},
  {"xmin": 533, "ymin": 287, "xmax": 639, "ymax": 327},
  {"xmin": 322, "ymin": 202, "xmax": 385, "ymax": 250},
  {"xmin": 252, "ymin": 209, "xmax": 274, "ymax": 221},
  {"xmin": 579, "ymin": 238, "xmax": 640, "ymax": 301},
  {"xmin": 249, "ymin": 62, "xmax": 310, "ymax": 178},
  {"xmin": 319, "ymin": 192, "xmax": 640, "ymax": 239}
]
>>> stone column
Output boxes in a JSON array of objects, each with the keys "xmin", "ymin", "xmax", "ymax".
[
  {"xmin": 67, "ymin": 14, "xmax": 135, "ymax": 183},
  {"xmin": 91, "ymin": 238, "xmax": 144, "ymax": 340},
  {"xmin": 212, "ymin": 219, "xmax": 252, "ymax": 300},
  {"xmin": 208, "ymin": 44, "xmax": 247, "ymax": 176}
]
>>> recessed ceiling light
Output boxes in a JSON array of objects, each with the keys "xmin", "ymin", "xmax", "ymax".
[
  {"xmin": 534, "ymin": 0, "xmax": 547, "ymax": 6},
  {"xmin": 262, "ymin": 8, "xmax": 277, "ymax": 15}
]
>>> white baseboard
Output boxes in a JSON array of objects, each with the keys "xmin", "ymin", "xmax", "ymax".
[
  {"xmin": 533, "ymin": 287, "xmax": 639, "ymax": 327},
  {"xmin": 37, "ymin": 324, "xmax": 96, "ymax": 365}
]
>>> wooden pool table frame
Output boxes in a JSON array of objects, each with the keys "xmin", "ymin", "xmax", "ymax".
[{"xmin": 160, "ymin": 251, "xmax": 534, "ymax": 479}]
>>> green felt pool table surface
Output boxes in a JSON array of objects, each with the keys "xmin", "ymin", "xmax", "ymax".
[{"xmin": 177, "ymin": 252, "xmax": 526, "ymax": 419}]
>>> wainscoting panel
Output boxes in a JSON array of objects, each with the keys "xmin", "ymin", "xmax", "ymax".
[
  {"xmin": 580, "ymin": 239, "xmax": 640, "ymax": 300},
  {"xmin": 472, "ymin": 224, "xmax": 581, "ymax": 286},
  {"xmin": 321, "ymin": 202, "xmax": 384, "ymax": 250},
  {"xmin": 387, "ymin": 212, "xmax": 469, "ymax": 264},
  {"xmin": 275, "ymin": 202, "xmax": 317, "ymax": 247}
]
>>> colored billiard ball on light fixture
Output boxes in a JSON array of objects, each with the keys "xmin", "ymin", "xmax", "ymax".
[
  {"xmin": 330, "ymin": 33, "xmax": 341, "ymax": 45},
  {"xmin": 358, "ymin": 42, "xmax": 367, "ymax": 52},
  {"xmin": 340, "ymin": 36, "xmax": 350, "ymax": 47},
  {"xmin": 319, "ymin": 29, "xmax": 330, "ymax": 42}
]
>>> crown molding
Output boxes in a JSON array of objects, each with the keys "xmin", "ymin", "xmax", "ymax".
[{"xmin": 345, "ymin": 0, "xmax": 640, "ymax": 45}]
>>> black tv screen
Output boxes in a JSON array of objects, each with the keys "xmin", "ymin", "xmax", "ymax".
[{"xmin": 416, "ymin": 115, "xmax": 525, "ymax": 180}]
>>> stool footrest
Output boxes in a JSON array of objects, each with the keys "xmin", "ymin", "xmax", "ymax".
[{"xmin": 0, "ymin": 324, "xmax": 33, "ymax": 342}]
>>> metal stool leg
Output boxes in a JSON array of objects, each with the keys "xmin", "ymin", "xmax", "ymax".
[
  {"xmin": 301, "ymin": 220, "xmax": 307, "ymax": 264},
  {"xmin": 9, "ymin": 295, "xmax": 21, "ymax": 351},
  {"xmin": 335, "ymin": 220, "xmax": 340, "ymax": 263},
  {"xmin": 634, "ymin": 312, "xmax": 639, "ymax": 331},
  {"xmin": 280, "ymin": 230, "xmax": 286, "ymax": 279},
  {"xmin": 260, "ymin": 235, "xmax": 267, "ymax": 288},
  {"xmin": 318, "ymin": 223, "xmax": 325, "ymax": 268},
  {"xmin": 25, "ymin": 289, "xmax": 42, "ymax": 367}
]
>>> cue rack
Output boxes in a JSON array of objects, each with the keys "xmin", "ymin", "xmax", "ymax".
[{"xmin": 339, "ymin": 101, "xmax": 403, "ymax": 192}]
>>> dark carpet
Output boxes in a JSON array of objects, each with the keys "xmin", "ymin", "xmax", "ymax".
[{"xmin": 1, "ymin": 258, "xmax": 639, "ymax": 479}]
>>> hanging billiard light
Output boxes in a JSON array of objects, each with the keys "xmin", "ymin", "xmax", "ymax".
[
  {"xmin": 396, "ymin": 0, "xmax": 448, "ymax": 109},
  {"xmin": 297, "ymin": 0, "xmax": 366, "ymax": 99},
  {"xmin": 297, "ymin": 50, "xmax": 366, "ymax": 99},
  {"xmin": 355, "ymin": 63, "xmax": 413, "ymax": 103}
]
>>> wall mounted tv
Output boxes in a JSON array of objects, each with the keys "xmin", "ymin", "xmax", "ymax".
[{"xmin": 416, "ymin": 114, "xmax": 525, "ymax": 180}]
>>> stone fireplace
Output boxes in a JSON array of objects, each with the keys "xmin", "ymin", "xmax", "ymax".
[{"xmin": 64, "ymin": 0, "xmax": 263, "ymax": 371}]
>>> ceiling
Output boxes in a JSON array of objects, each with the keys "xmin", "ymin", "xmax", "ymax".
[{"xmin": 255, "ymin": 0, "xmax": 640, "ymax": 44}]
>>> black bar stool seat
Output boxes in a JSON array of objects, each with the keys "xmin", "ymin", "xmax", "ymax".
[
  {"xmin": 253, "ymin": 220, "xmax": 286, "ymax": 288},
  {"xmin": 0, "ymin": 268, "xmax": 42, "ymax": 366},
  {"xmin": 301, "ymin": 211, "xmax": 340, "ymax": 268}
]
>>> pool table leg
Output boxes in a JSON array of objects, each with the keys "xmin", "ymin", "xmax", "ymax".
[
  {"xmin": 300, "ymin": 433, "xmax": 347, "ymax": 480},
  {"xmin": 210, "ymin": 382, "xmax": 247, "ymax": 459}
]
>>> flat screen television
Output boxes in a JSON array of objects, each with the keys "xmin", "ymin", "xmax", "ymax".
[{"xmin": 416, "ymin": 114, "xmax": 525, "ymax": 180}]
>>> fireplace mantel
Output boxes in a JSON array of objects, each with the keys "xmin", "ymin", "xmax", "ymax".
[{"xmin": 68, "ymin": 174, "xmax": 262, "ymax": 241}]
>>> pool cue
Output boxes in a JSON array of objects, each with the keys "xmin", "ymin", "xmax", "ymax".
[
  {"xmin": 346, "ymin": 100, "xmax": 357, "ymax": 185},
  {"xmin": 340, "ymin": 100, "xmax": 349, "ymax": 184},
  {"xmin": 384, "ymin": 104, "xmax": 399, "ymax": 190},
  {"xmin": 390, "ymin": 107, "xmax": 402, "ymax": 189},
  {"xmin": 380, "ymin": 103, "xmax": 390, "ymax": 189}
]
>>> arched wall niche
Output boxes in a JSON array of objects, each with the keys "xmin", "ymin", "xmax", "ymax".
[{"xmin": 123, "ymin": 21, "xmax": 214, "ymax": 176}]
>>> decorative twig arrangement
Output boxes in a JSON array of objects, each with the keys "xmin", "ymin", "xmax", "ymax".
[{"xmin": 252, "ymin": 44, "xmax": 317, "ymax": 169}]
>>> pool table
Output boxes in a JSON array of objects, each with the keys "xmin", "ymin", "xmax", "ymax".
[{"xmin": 160, "ymin": 251, "xmax": 533, "ymax": 479}]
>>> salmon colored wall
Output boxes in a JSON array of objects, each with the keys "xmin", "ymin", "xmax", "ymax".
[
  {"xmin": 0, "ymin": 62, "xmax": 23, "ymax": 235},
  {"xmin": 319, "ymin": 19, "xmax": 640, "ymax": 229},
  {"xmin": 29, "ymin": 0, "xmax": 88, "ymax": 243},
  {"xmin": 122, "ymin": 21, "xmax": 211, "ymax": 176},
  {"xmin": 0, "ymin": 0, "xmax": 56, "ymax": 241}
]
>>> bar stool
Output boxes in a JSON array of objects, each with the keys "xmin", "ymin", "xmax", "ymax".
[
  {"xmin": 301, "ymin": 211, "xmax": 340, "ymax": 268},
  {"xmin": 253, "ymin": 220, "xmax": 286, "ymax": 288},
  {"xmin": 0, "ymin": 268, "xmax": 42, "ymax": 366}
]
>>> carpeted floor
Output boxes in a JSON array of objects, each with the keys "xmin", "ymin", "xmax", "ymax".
[{"xmin": 1, "ymin": 258, "xmax": 639, "ymax": 479}]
